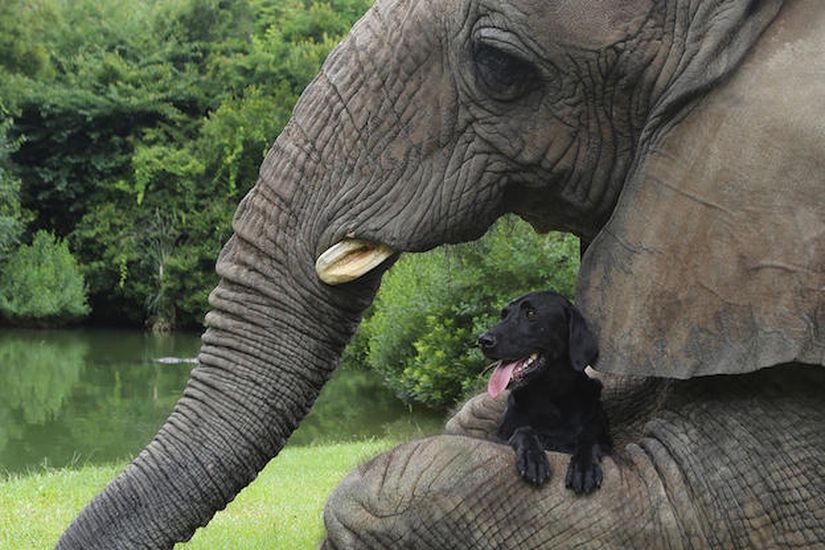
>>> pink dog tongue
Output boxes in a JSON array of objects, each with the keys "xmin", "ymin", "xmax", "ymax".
[{"xmin": 487, "ymin": 360, "xmax": 520, "ymax": 399}]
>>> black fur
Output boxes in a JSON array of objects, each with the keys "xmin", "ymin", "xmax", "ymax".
[{"xmin": 478, "ymin": 291, "xmax": 611, "ymax": 494}]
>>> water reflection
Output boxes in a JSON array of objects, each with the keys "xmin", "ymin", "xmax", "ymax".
[
  {"xmin": 292, "ymin": 369, "xmax": 443, "ymax": 446},
  {"xmin": 0, "ymin": 329, "xmax": 443, "ymax": 474},
  {"xmin": 0, "ymin": 329, "xmax": 199, "ymax": 473},
  {"xmin": 0, "ymin": 332, "xmax": 87, "ymax": 427}
]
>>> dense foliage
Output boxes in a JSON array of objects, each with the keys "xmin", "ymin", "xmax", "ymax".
[
  {"xmin": 344, "ymin": 217, "xmax": 580, "ymax": 408},
  {"xmin": 0, "ymin": 231, "xmax": 90, "ymax": 325},
  {"xmin": 0, "ymin": 0, "xmax": 372, "ymax": 329},
  {"xmin": 0, "ymin": 116, "xmax": 28, "ymax": 263}
]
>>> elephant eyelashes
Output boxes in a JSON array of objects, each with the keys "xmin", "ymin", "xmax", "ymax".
[{"xmin": 473, "ymin": 42, "xmax": 539, "ymax": 101}]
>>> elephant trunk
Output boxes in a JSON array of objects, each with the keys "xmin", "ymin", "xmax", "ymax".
[{"xmin": 57, "ymin": 117, "xmax": 381, "ymax": 548}]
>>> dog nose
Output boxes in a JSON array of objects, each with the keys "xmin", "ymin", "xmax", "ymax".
[{"xmin": 478, "ymin": 333, "xmax": 496, "ymax": 350}]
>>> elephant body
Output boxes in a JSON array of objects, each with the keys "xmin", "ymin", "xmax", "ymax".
[
  {"xmin": 323, "ymin": 2, "xmax": 825, "ymax": 544},
  {"xmin": 58, "ymin": 0, "xmax": 824, "ymax": 547},
  {"xmin": 324, "ymin": 366, "xmax": 825, "ymax": 548},
  {"xmin": 579, "ymin": 0, "xmax": 825, "ymax": 378}
]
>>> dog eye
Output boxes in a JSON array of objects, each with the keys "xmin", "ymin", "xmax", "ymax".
[{"xmin": 525, "ymin": 309, "xmax": 537, "ymax": 321}]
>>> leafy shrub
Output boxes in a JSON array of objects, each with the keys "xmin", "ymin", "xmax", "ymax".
[
  {"xmin": 0, "ymin": 231, "xmax": 90, "ymax": 325},
  {"xmin": 0, "ymin": 115, "xmax": 27, "ymax": 263},
  {"xmin": 349, "ymin": 216, "xmax": 580, "ymax": 409}
]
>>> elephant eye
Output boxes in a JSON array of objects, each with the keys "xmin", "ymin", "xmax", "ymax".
[
  {"xmin": 525, "ymin": 308, "xmax": 537, "ymax": 321},
  {"xmin": 473, "ymin": 41, "xmax": 539, "ymax": 101}
]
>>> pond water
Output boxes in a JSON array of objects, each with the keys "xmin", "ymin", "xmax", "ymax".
[{"xmin": 0, "ymin": 328, "xmax": 444, "ymax": 475}]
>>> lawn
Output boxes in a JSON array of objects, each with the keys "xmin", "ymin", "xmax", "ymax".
[{"xmin": 0, "ymin": 439, "xmax": 398, "ymax": 550}]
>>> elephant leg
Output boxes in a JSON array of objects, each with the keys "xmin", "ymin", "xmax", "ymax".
[{"xmin": 323, "ymin": 366, "xmax": 825, "ymax": 548}]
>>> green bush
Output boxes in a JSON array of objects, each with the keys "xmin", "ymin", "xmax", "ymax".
[
  {"xmin": 0, "ymin": 115, "xmax": 27, "ymax": 263},
  {"xmin": 349, "ymin": 217, "xmax": 580, "ymax": 409},
  {"xmin": 0, "ymin": 230, "xmax": 90, "ymax": 325}
]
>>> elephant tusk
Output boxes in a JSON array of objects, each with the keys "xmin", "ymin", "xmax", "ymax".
[{"xmin": 316, "ymin": 239, "xmax": 395, "ymax": 285}]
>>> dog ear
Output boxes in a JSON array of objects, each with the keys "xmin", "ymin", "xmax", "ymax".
[{"xmin": 567, "ymin": 305, "xmax": 598, "ymax": 371}]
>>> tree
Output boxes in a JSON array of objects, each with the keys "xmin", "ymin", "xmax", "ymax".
[
  {"xmin": 0, "ymin": 114, "xmax": 28, "ymax": 262},
  {"xmin": 0, "ymin": 0, "xmax": 375, "ymax": 329}
]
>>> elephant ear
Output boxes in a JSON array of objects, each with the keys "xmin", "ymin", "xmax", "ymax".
[{"xmin": 578, "ymin": 0, "xmax": 825, "ymax": 378}]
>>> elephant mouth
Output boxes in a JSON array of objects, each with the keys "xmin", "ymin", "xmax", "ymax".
[
  {"xmin": 315, "ymin": 238, "xmax": 395, "ymax": 285},
  {"xmin": 487, "ymin": 353, "xmax": 544, "ymax": 399}
]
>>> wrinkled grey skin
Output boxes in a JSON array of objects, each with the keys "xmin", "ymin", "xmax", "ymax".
[
  {"xmin": 325, "ymin": 366, "xmax": 825, "ymax": 547},
  {"xmin": 58, "ymin": 0, "xmax": 825, "ymax": 547}
]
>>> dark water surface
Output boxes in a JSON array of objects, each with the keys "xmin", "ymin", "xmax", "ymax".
[{"xmin": 0, "ymin": 329, "xmax": 443, "ymax": 475}]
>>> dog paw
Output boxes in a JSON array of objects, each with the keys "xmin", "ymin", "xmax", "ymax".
[
  {"xmin": 565, "ymin": 458, "xmax": 602, "ymax": 494},
  {"xmin": 516, "ymin": 446, "xmax": 551, "ymax": 486}
]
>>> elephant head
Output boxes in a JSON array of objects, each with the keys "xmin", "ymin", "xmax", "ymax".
[{"xmin": 59, "ymin": 0, "xmax": 824, "ymax": 547}]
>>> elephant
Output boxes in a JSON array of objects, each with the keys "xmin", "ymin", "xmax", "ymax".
[{"xmin": 58, "ymin": 0, "xmax": 824, "ymax": 548}]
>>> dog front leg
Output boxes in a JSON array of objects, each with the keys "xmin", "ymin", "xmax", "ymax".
[
  {"xmin": 565, "ymin": 433, "xmax": 604, "ymax": 494},
  {"xmin": 508, "ymin": 426, "xmax": 551, "ymax": 486}
]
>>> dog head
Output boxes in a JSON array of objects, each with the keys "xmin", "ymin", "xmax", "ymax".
[{"xmin": 478, "ymin": 291, "xmax": 598, "ymax": 397}]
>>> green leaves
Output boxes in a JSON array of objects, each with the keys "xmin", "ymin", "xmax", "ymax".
[
  {"xmin": 130, "ymin": 142, "xmax": 206, "ymax": 206},
  {"xmin": 200, "ymin": 83, "xmax": 294, "ymax": 196},
  {"xmin": 0, "ymin": 116, "xmax": 28, "ymax": 263}
]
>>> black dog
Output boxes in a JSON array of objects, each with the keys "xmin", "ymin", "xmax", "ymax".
[{"xmin": 478, "ymin": 290, "xmax": 611, "ymax": 494}]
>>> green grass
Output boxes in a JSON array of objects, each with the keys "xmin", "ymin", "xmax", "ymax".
[{"xmin": 0, "ymin": 439, "xmax": 398, "ymax": 550}]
